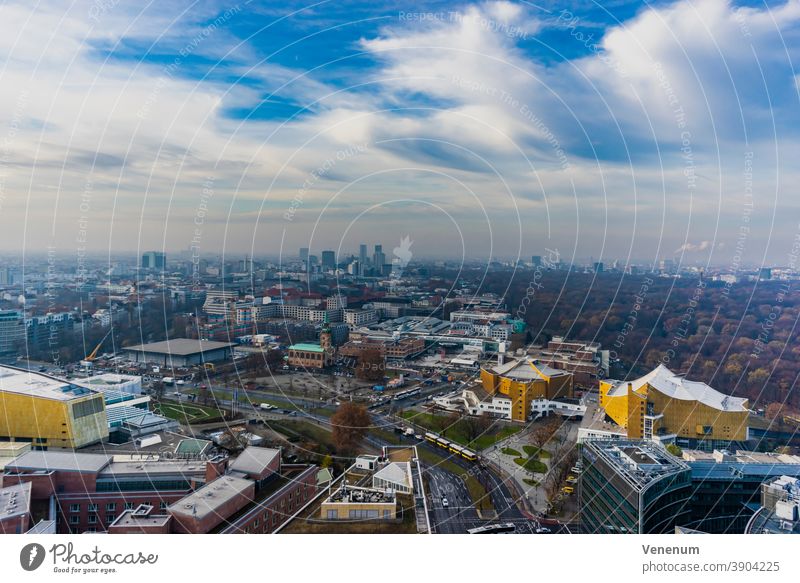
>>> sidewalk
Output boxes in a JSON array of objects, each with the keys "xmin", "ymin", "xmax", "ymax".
[{"xmin": 483, "ymin": 419, "xmax": 580, "ymax": 515}]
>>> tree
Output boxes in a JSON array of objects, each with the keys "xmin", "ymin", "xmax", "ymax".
[
  {"xmin": 355, "ymin": 349, "xmax": 385, "ymax": 382},
  {"xmin": 331, "ymin": 402, "xmax": 371, "ymax": 455},
  {"xmin": 151, "ymin": 380, "xmax": 165, "ymax": 400},
  {"xmin": 666, "ymin": 443, "xmax": 683, "ymax": 457},
  {"xmin": 463, "ymin": 412, "xmax": 492, "ymax": 442},
  {"xmin": 531, "ymin": 417, "xmax": 560, "ymax": 451}
]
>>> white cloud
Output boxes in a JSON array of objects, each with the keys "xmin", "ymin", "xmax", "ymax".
[{"xmin": 0, "ymin": 0, "xmax": 797, "ymax": 263}]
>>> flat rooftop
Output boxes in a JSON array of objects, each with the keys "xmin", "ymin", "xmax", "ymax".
[
  {"xmin": 169, "ymin": 475, "xmax": 253, "ymax": 520},
  {"xmin": 229, "ymin": 447, "xmax": 280, "ymax": 478},
  {"xmin": 98, "ymin": 457, "xmax": 209, "ymax": 478},
  {"xmin": 0, "ymin": 365, "xmax": 99, "ymax": 402},
  {"xmin": 110, "ymin": 505, "xmax": 171, "ymax": 529},
  {"xmin": 4, "ymin": 450, "xmax": 111, "ymax": 474},
  {"xmin": 122, "ymin": 339, "xmax": 235, "ymax": 356},
  {"xmin": 585, "ymin": 440, "xmax": 689, "ymax": 491},
  {"xmin": 0, "ymin": 481, "xmax": 31, "ymax": 518},
  {"xmin": 326, "ymin": 485, "xmax": 395, "ymax": 504}
]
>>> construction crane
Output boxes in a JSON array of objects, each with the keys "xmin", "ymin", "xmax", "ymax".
[{"xmin": 80, "ymin": 328, "xmax": 113, "ymax": 371}]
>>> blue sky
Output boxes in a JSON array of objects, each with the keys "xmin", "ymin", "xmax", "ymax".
[{"xmin": 0, "ymin": 0, "xmax": 799, "ymax": 268}]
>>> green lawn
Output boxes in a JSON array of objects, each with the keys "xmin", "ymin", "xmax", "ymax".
[
  {"xmin": 523, "ymin": 445, "xmax": 551, "ymax": 459},
  {"xmin": 156, "ymin": 401, "xmax": 225, "ymax": 423},
  {"xmin": 398, "ymin": 410, "xmax": 521, "ymax": 450},
  {"xmin": 267, "ymin": 419, "xmax": 336, "ymax": 452},
  {"xmin": 501, "ymin": 447, "xmax": 521, "ymax": 456},
  {"xmin": 515, "ymin": 457, "xmax": 548, "ymax": 474}
]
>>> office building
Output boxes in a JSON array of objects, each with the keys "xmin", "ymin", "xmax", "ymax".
[
  {"xmin": 2, "ymin": 450, "xmax": 224, "ymax": 533},
  {"xmin": 373, "ymin": 245, "xmax": 385, "ymax": 275},
  {"xmin": 0, "ymin": 482, "xmax": 32, "ymax": 534},
  {"xmin": 299, "ymin": 248, "xmax": 309, "ymax": 263},
  {"xmin": 359, "ymin": 244, "xmax": 368, "ymax": 275},
  {"xmin": 599, "ymin": 364, "xmax": 749, "ymax": 447},
  {"xmin": 321, "ymin": 250, "xmax": 336, "ymax": 270},
  {"xmin": 0, "ymin": 310, "xmax": 25, "ymax": 356},
  {"xmin": 746, "ymin": 475, "xmax": 800, "ymax": 534},
  {"xmin": 140, "ymin": 251, "xmax": 166, "ymax": 270},
  {"xmin": 682, "ymin": 449, "xmax": 800, "ymax": 533},
  {"xmin": 580, "ymin": 440, "xmax": 692, "ymax": 534}
]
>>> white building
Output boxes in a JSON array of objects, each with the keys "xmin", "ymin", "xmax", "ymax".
[
  {"xmin": 344, "ymin": 308, "xmax": 379, "ymax": 327},
  {"xmin": 372, "ymin": 462, "xmax": 413, "ymax": 494}
]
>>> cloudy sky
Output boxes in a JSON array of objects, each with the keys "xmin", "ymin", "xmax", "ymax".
[{"xmin": 0, "ymin": 0, "xmax": 798, "ymax": 267}]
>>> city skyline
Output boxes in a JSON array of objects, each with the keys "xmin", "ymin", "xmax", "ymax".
[{"xmin": 0, "ymin": 0, "xmax": 796, "ymax": 265}]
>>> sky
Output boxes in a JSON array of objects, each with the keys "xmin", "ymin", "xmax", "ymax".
[{"xmin": 0, "ymin": 0, "xmax": 798, "ymax": 268}]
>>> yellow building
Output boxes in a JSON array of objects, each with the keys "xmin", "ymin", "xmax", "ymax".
[
  {"xmin": 480, "ymin": 358, "xmax": 573, "ymax": 422},
  {"xmin": 599, "ymin": 364, "xmax": 749, "ymax": 444},
  {"xmin": 0, "ymin": 366, "xmax": 108, "ymax": 449}
]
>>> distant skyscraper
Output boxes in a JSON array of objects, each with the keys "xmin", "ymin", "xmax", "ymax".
[
  {"xmin": 531, "ymin": 255, "xmax": 542, "ymax": 267},
  {"xmin": 593, "ymin": 262, "xmax": 604, "ymax": 273},
  {"xmin": 299, "ymin": 248, "xmax": 309, "ymax": 263},
  {"xmin": 359, "ymin": 244, "xmax": 368, "ymax": 275},
  {"xmin": 321, "ymin": 250, "xmax": 336, "ymax": 270},
  {"xmin": 373, "ymin": 245, "xmax": 385, "ymax": 275},
  {"xmin": 141, "ymin": 251, "xmax": 166, "ymax": 270},
  {"xmin": 759, "ymin": 267, "xmax": 772, "ymax": 281}
]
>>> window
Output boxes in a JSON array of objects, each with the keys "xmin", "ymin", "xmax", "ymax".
[
  {"xmin": 159, "ymin": 502, "xmax": 167, "ymax": 510},
  {"xmin": 326, "ymin": 510, "xmax": 338, "ymax": 519},
  {"xmin": 88, "ymin": 515, "xmax": 97, "ymax": 524},
  {"xmin": 348, "ymin": 509, "xmax": 379, "ymax": 520},
  {"xmin": 106, "ymin": 514, "xmax": 116, "ymax": 523},
  {"xmin": 106, "ymin": 503, "xmax": 116, "ymax": 512},
  {"xmin": 69, "ymin": 516, "xmax": 80, "ymax": 525},
  {"xmin": 87, "ymin": 504, "xmax": 98, "ymax": 512},
  {"xmin": 69, "ymin": 504, "xmax": 81, "ymax": 513},
  {"xmin": 124, "ymin": 502, "xmax": 134, "ymax": 510},
  {"xmin": 86, "ymin": 527, "xmax": 97, "ymax": 533}
]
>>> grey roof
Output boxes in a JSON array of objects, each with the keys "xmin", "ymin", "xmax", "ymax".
[
  {"xmin": 229, "ymin": 447, "xmax": 280, "ymax": 477},
  {"xmin": 98, "ymin": 458, "xmax": 208, "ymax": 478},
  {"xmin": 0, "ymin": 481, "xmax": 31, "ymax": 518},
  {"xmin": 122, "ymin": 338, "xmax": 235, "ymax": 356},
  {"xmin": 490, "ymin": 358, "xmax": 568, "ymax": 380},
  {"xmin": 169, "ymin": 475, "xmax": 253, "ymax": 519},
  {"xmin": 5, "ymin": 450, "xmax": 111, "ymax": 473}
]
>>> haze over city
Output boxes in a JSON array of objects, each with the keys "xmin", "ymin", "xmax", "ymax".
[{"xmin": 0, "ymin": 0, "xmax": 797, "ymax": 266}]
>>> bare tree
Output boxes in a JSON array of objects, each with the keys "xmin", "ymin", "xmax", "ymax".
[{"xmin": 331, "ymin": 402, "xmax": 371, "ymax": 455}]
